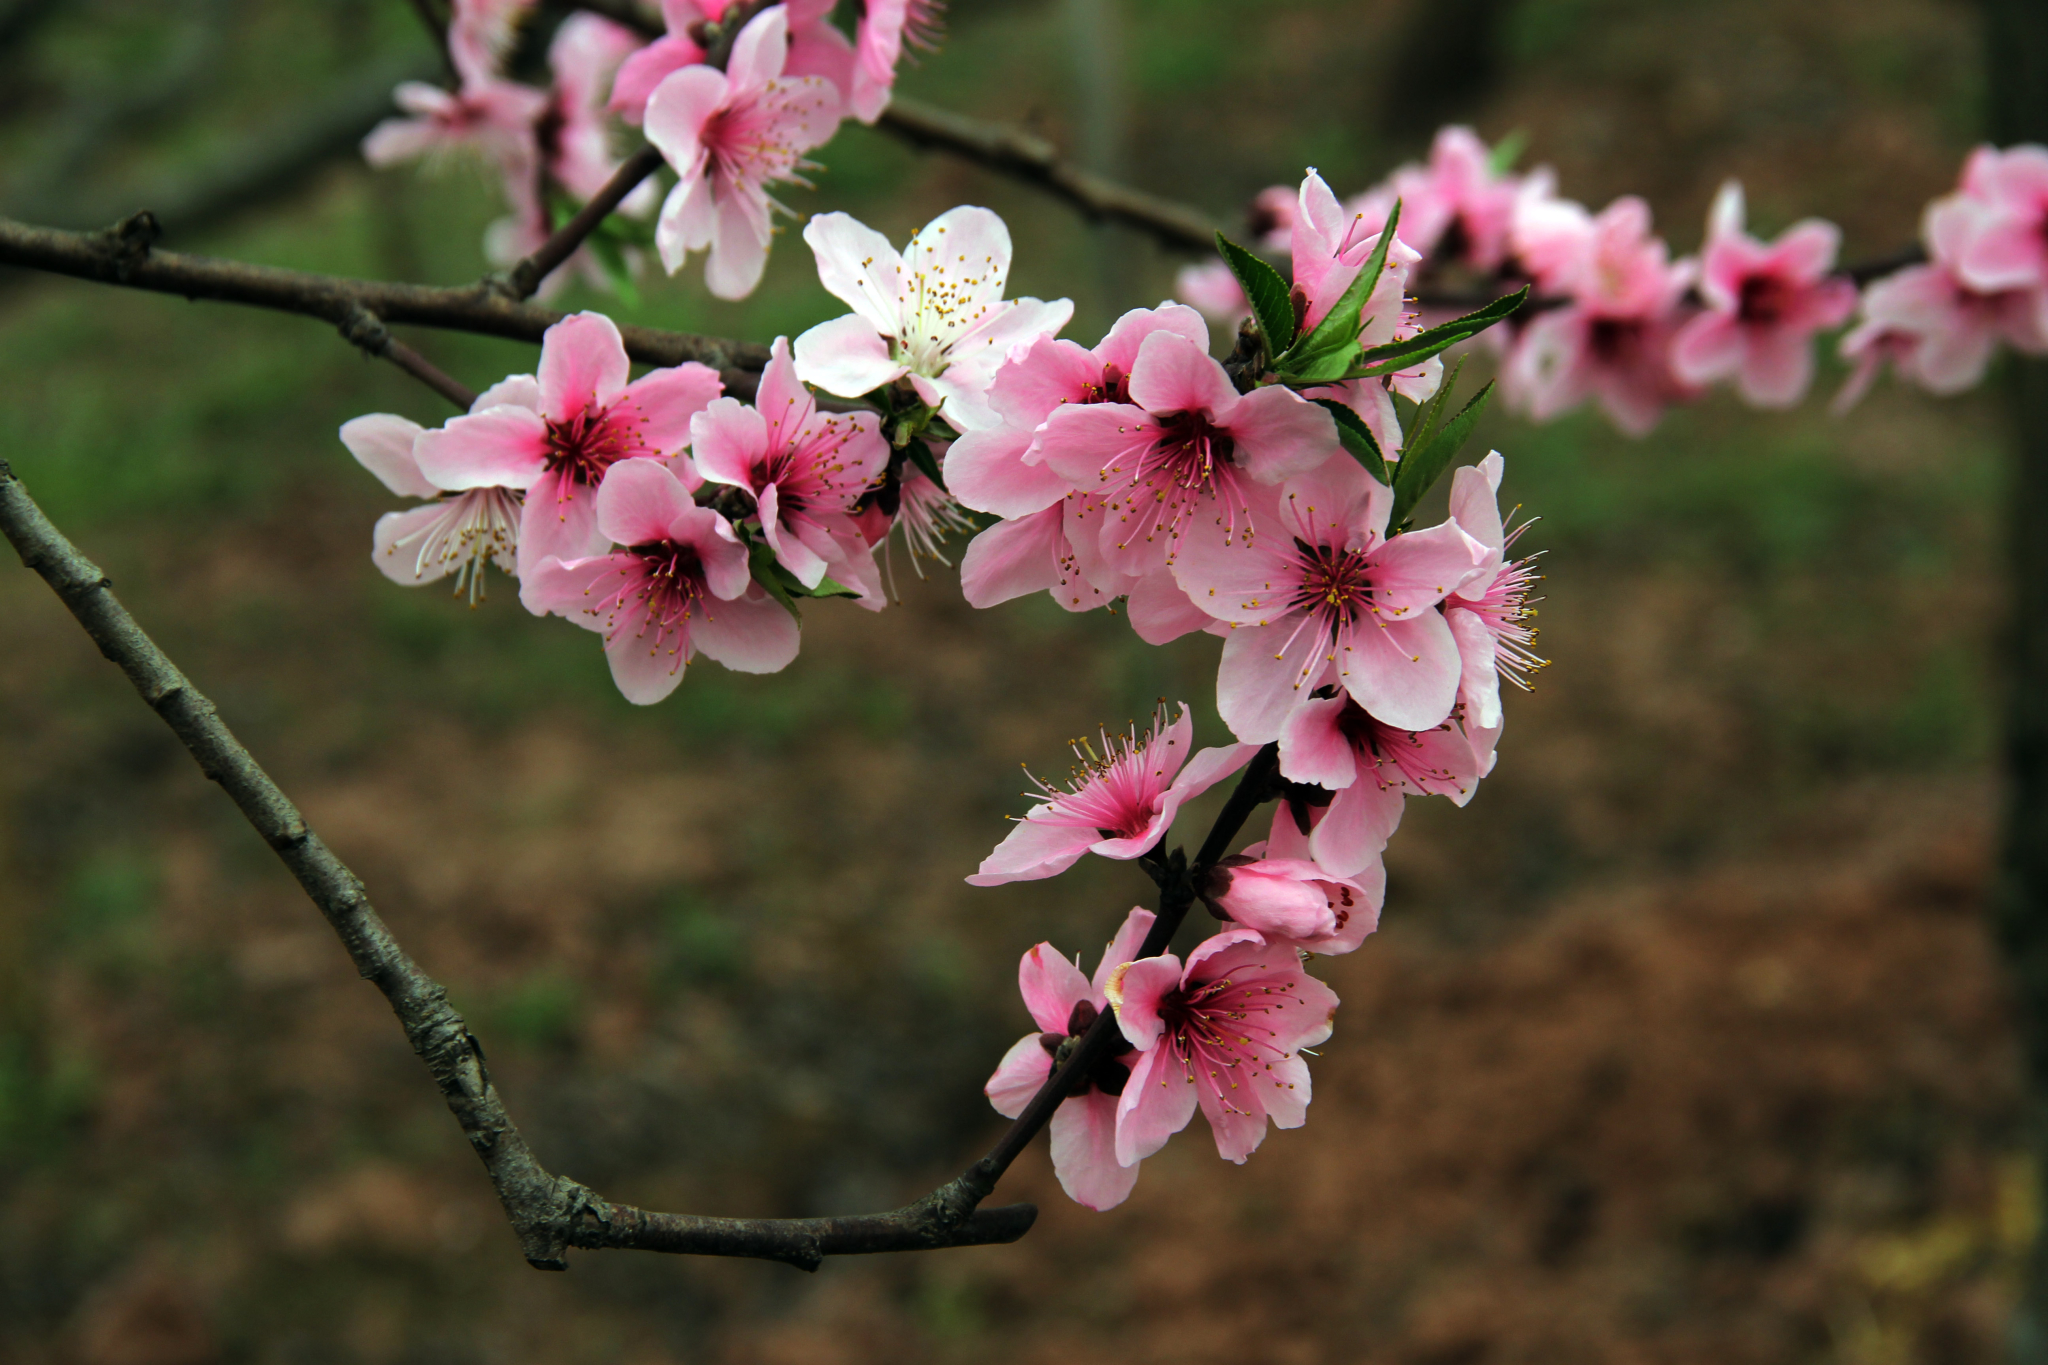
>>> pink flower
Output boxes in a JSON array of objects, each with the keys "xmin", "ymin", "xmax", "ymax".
[
  {"xmin": 793, "ymin": 206, "xmax": 1074, "ymax": 430},
  {"xmin": 547, "ymin": 13, "xmax": 659, "ymax": 205},
  {"xmin": 341, "ymin": 380, "xmax": 538, "ymax": 603},
  {"xmin": 362, "ymin": 78, "xmax": 549, "ymax": 225},
  {"xmin": 956, "ymin": 502, "xmax": 1125, "ymax": 614},
  {"xmin": 1927, "ymin": 144, "xmax": 2048, "ymax": 297},
  {"xmin": 1289, "ymin": 168, "xmax": 1423, "ymax": 335},
  {"xmin": 1033, "ymin": 330, "xmax": 1338, "ymax": 580},
  {"xmin": 1105, "ymin": 930, "xmax": 1339, "ymax": 1165},
  {"xmin": 887, "ymin": 468, "xmax": 977, "ymax": 573},
  {"xmin": 1275, "ymin": 688, "xmax": 1489, "ymax": 878},
  {"xmin": 691, "ymin": 336, "xmax": 887, "ymax": 601},
  {"xmin": 1196, "ymin": 855, "xmax": 1380, "ymax": 955},
  {"xmin": 1444, "ymin": 452, "xmax": 1544, "ymax": 728},
  {"xmin": 1173, "ymin": 454, "xmax": 1488, "ymax": 743},
  {"xmin": 1835, "ymin": 263, "xmax": 2048, "ymax": 409},
  {"xmin": 610, "ymin": 0, "xmax": 854, "ymax": 125},
  {"xmin": 848, "ymin": 0, "xmax": 945, "ymax": 123},
  {"xmin": 1508, "ymin": 169, "xmax": 1591, "ymax": 293},
  {"xmin": 944, "ymin": 302, "xmax": 1209, "ymax": 520},
  {"xmin": 412, "ymin": 312, "xmax": 724, "ymax": 600},
  {"xmin": 448, "ymin": 0, "xmax": 535, "ymax": 87},
  {"xmin": 521, "ymin": 458, "xmax": 798, "ymax": 703},
  {"xmin": 1669, "ymin": 182, "xmax": 1857, "ymax": 408},
  {"xmin": 984, "ymin": 908, "xmax": 1156, "ymax": 1211},
  {"xmin": 1383, "ymin": 126, "xmax": 1521, "ymax": 272},
  {"xmin": 967, "ymin": 705, "xmax": 1257, "ymax": 886},
  {"xmin": 642, "ymin": 5, "xmax": 843, "ymax": 300},
  {"xmin": 1174, "ymin": 259, "xmax": 1248, "ymax": 326}
]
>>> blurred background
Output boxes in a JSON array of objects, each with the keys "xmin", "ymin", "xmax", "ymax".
[{"xmin": 0, "ymin": 0, "xmax": 2022, "ymax": 1360}]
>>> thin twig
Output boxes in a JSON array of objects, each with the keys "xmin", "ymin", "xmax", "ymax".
[
  {"xmin": 0, "ymin": 213, "xmax": 771, "ymax": 383},
  {"xmin": 500, "ymin": 146, "xmax": 665, "ymax": 301},
  {"xmin": 0, "ymin": 456, "xmax": 1034, "ymax": 1274},
  {"xmin": 929, "ymin": 744, "xmax": 1286, "ymax": 1209}
]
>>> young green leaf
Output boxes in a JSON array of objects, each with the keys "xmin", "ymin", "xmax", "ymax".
[
  {"xmin": 1391, "ymin": 379, "xmax": 1494, "ymax": 531},
  {"xmin": 1271, "ymin": 200, "xmax": 1403, "ymax": 384},
  {"xmin": 1486, "ymin": 129, "xmax": 1528, "ymax": 177},
  {"xmin": 1215, "ymin": 231, "xmax": 1297, "ymax": 356},
  {"xmin": 1340, "ymin": 286, "xmax": 1528, "ymax": 380},
  {"xmin": 1311, "ymin": 398, "xmax": 1391, "ymax": 486},
  {"xmin": 747, "ymin": 539, "xmax": 804, "ymax": 622},
  {"xmin": 903, "ymin": 437, "xmax": 944, "ymax": 487}
]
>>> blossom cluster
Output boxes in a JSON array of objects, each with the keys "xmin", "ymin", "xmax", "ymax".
[
  {"xmin": 365, "ymin": 0, "xmax": 943, "ymax": 298},
  {"xmin": 1180, "ymin": 129, "xmax": 2048, "ymax": 435},
  {"xmin": 347, "ymin": 111, "xmax": 1536, "ymax": 1203}
]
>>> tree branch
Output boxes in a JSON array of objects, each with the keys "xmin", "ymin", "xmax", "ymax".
[
  {"xmin": 0, "ymin": 212, "xmax": 773, "ymax": 391},
  {"xmin": 499, "ymin": 145, "xmax": 666, "ymax": 302},
  {"xmin": 0, "ymin": 456, "xmax": 1034, "ymax": 1274},
  {"xmin": 875, "ymin": 96, "xmax": 1219, "ymax": 255},
  {"xmin": 929, "ymin": 743, "xmax": 1286, "ymax": 1211}
]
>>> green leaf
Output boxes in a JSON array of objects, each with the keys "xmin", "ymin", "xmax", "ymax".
[
  {"xmin": 795, "ymin": 574, "xmax": 863, "ymax": 601},
  {"xmin": 1336, "ymin": 286, "xmax": 1528, "ymax": 380},
  {"xmin": 1271, "ymin": 200, "xmax": 1403, "ymax": 384},
  {"xmin": 903, "ymin": 437, "xmax": 944, "ymax": 487},
  {"xmin": 584, "ymin": 230, "xmax": 642, "ymax": 311},
  {"xmin": 1215, "ymin": 231, "xmax": 1297, "ymax": 357},
  {"xmin": 1487, "ymin": 129, "xmax": 1528, "ymax": 177},
  {"xmin": 1391, "ymin": 378, "xmax": 1494, "ymax": 531},
  {"xmin": 747, "ymin": 540, "xmax": 803, "ymax": 622},
  {"xmin": 1311, "ymin": 398, "xmax": 1390, "ymax": 486}
]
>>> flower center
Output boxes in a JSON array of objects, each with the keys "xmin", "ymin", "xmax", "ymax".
[
  {"xmin": 1288, "ymin": 537, "xmax": 1375, "ymax": 622},
  {"xmin": 1586, "ymin": 317, "xmax": 1644, "ymax": 362},
  {"xmin": 1738, "ymin": 273, "xmax": 1795, "ymax": 325},
  {"xmin": 544, "ymin": 405, "xmax": 641, "ymax": 486},
  {"xmin": 1079, "ymin": 362, "xmax": 1131, "ymax": 405}
]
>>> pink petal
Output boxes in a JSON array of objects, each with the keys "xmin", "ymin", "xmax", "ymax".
[
  {"xmin": 1211, "ymin": 865, "xmax": 1338, "ymax": 940},
  {"xmin": 621, "ymin": 362, "xmax": 724, "ymax": 455},
  {"xmin": 688, "ymin": 397, "xmax": 771, "ymax": 490},
  {"xmin": 690, "ymin": 585, "xmax": 802, "ymax": 673},
  {"xmin": 1126, "ymin": 569, "xmax": 1212, "ymax": 645},
  {"xmin": 1226, "ymin": 384, "xmax": 1342, "ymax": 485},
  {"xmin": 945, "ymin": 426, "xmax": 1071, "ymax": 519},
  {"xmin": 1669, "ymin": 312, "xmax": 1744, "ymax": 386},
  {"xmin": 540, "ymin": 313, "xmax": 632, "ymax": 422},
  {"xmin": 414, "ymin": 405, "xmax": 548, "ymax": 490},
  {"xmin": 1032, "ymin": 402, "xmax": 1161, "ymax": 490},
  {"xmin": 1091, "ymin": 907, "xmax": 1158, "ymax": 994},
  {"xmin": 705, "ymin": 191, "xmax": 772, "ymax": 300},
  {"xmin": 1216, "ymin": 622, "xmax": 1328, "ymax": 744},
  {"xmin": 966, "ymin": 814, "xmax": 1094, "ymax": 887},
  {"xmin": 1050, "ymin": 1090, "xmax": 1141, "ymax": 1210},
  {"xmin": 371, "ymin": 503, "xmax": 460, "ymax": 585},
  {"xmin": 1368, "ymin": 519, "xmax": 1489, "ymax": 618},
  {"xmin": 595, "ymin": 456, "xmax": 699, "ymax": 548},
  {"xmin": 1261, "ymin": 1053, "xmax": 1314, "ymax": 1131},
  {"xmin": 792, "ymin": 312, "xmax": 905, "ymax": 398},
  {"xmin": 1126, "ymin": 331, "xmax": 1238, "ymax": 419},
  {"xmin": 1113, "ymin": 1044, "xmax": 1200, "ymax": 1167},
  {"xmin": 473, "ymin": 374, "xmax": 541, "ymax": 413},
  {"xmin": 1104, "ymin": 955, "xmax": 1183, "ymax": 1054},
  {"xmin": 958, "ymin": 507, "xmax": 1064, "ymax": 608},
  {"xmin": 1277, "ymin": 692, "xmax": 1358, "ymax": 790},
  {"xmin": 1336, "ymin": 609, "xmax": 1463, "ymax": 732},
  {"xmin": 1448, "ymin": 606, "xmax": 1504, "ymax": 729},
  {"xmin": 609, "ymin": 36, "xmax": 703, "ymax": 124},
  {"xmin": 985, "ymin": 1034, "xmax": 1052, "ymax": 1120},
  {"xmin": 723, "ymin": 3, "xmax": 790, "ymax": 89},
  {"xmin": 341, "ymin": 414, "xmax": 435, "ymax": 499},
  {"xmin": 1309, "ymin": 780, "xmax": 1404, "ymax": 879},
  {"xmin": 603, "ymin": 611, "xmax": 694, "ymax": 704},
  {"xmin": 1019, "ymin": 942, "xmax": 1091, "ymax": 1033},
  {"xmin": 1735, "ymin": 326, "xmax": 1816, "ymax": 408},
  {"xmin": 518, "ymin": 549, "xmax": 624, "ymax": 624},
  {"xmin": 802, "ymin": 212, "xmax": 906, "ymax": 335},
  {"xmin": 1096, "ymin": 302, "xmax": 1212, "ymax": 373}
]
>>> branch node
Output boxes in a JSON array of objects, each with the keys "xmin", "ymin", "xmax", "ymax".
[
  {"xmin": 94, "ymin": 212, "xmax": 162, "ymax": 281},
  {"xmin": 336, "ymin": 302, "xmax": 392, "ymax": 357}
]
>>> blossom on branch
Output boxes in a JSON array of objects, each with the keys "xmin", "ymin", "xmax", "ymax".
[
  {"xmin": 523, "ymin": 458, "xmax": 798, "ymax": 703},
  {"xmin": 412, "ymin": 312, "xmax": 723, "ymax": 598},
  {"xmin": 609, "ymin": 0, "xmax": 854, "ymax": 126},
  {"xmin": 985, "ymin": 909, "xmax": 1156, "ymax": 1211},
  {"xmin": 1670, "ymin": 181, "xmax": 1857, "ymax": 407},
  {"xmin": 968, "ymin": 705, "xmax": 1255, "ymax": 886},
  {"xmin": 643, "ymin": 5, "xmax": 844, "ymax": 299},
  {"xmin": 794, "ymin": 205, "xmax": 1073, "ymax": 430},
  {"xmin": 1444, "ymin": 453, "xmax": 1544, "ymax": 729},
  {"xmin": 1106, "ymin": 930, "xmax": 1339, "ymax": 1165},
  {"xmin": 849, "ymin": 0, "xmax": 946, "ymax": 122},
  {"xmin": 1174, "ymin": 454, "xmax": 1489, "ymax": 743},
  {"xmin": 1196, "ymin": 855, "xmax": 1380, "ymax": 954},
  {"xmin": 341, "ymin": 400, "xmax": 524, "ymax": 604}
]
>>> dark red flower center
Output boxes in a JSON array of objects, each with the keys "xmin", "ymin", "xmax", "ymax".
[
  {"xmin": 1080, "ymin": 362, "xmax": 1132, "ymax": 405},
  {"xmin": 1738, "ymin": 273, "xmax": 1796, "ymax": 325},
  {"xmin": 1289, "ymin": 536, "xmax": 1376, "ymax": 622},
  {"xmin": 545, "ymin": 405, "xmax": 641, "ymax": 486}
]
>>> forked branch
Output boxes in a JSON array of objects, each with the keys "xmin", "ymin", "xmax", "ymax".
[{"xmin": 0, "ymin": 456, "xmax": 1287, "ymax": 1273}]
